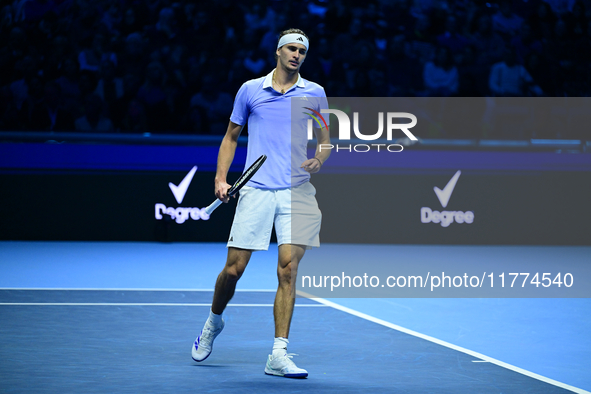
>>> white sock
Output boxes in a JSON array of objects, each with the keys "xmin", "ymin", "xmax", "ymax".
[
  {"xmin": 207, "ymin": 309, "xmax": 222, "ymax": 327},
  {"xmin": 272, "ymin": 337, "xmax": 288, "ymax": 358}
]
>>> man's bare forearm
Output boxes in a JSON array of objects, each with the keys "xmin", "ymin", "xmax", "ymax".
[
  {"xmin": 215, "ymin": 135, "xmax": 237, "ymax": 184},
  {"xmin": 314, "ymin": 143, "xmax": 330, "ymax": 165},
  {"xmin": 216, "ymin": 121, "xmax": 244, "ymax": 184},
  {"xmin": 314, "ymin": 127, "xmax": 331, "ymax": 165}
]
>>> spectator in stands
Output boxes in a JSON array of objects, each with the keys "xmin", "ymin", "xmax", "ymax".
[
  {"xmin": 368, "ymin": 67, "xmax": 388, "ymax": 96},
  {"xmin": 0, "ymin": 27, "xmax": 28, "ymax": 87},
  {"xmin": 29, "ymin": 81, "xmax": 74, "ymax": 131},
  {"xmin": 120, "ymin": 72, "xmax": 143, "ymax": 112},
  {"xmin": 470, "ymin": 13, "xmax": 506, "ymax": 67},
  {"xmin": 436, "ymin": 15, "xmax": 470, "ymax": 55},
  {"xmin": 54, "ymin": 56, "xmax": 81, "ymax": 115},
  {"xmin": 19, "ymin": 75, "xmax": 43, "ymax": 129},
  {"xmin": 325, "ymin": 0, "xmax": 353, "ymax": 35},
  {"xmin": 21, "ymin": 0, "xmax": 56, "ymax": 23},
  {"xmin": 423, "ymin": 46, "xmax": 458, "ymax": 96},
  {"xmin": 94, "ymin": 59, "xmax": 123, "ymax": 106},
  {"xmin": 42, "ymin": 35, "xmax": 69, "ymax": 81},
  {"xmin": 489, "ymin": 48, "xmax": 543, "ymax": 96},
  {"xmin": 406, "ymin": 13, "xmax": 436, "ymax": 63},
  {"xmin": 566, "ymin": 1, "xmax": 588, "ymax": 37},
  {"xmin": 74, "ymin": 70, "xmax": 97, "ymax": 118},
  {"xmin": 544, "ymin": 0, "xmax": 577, "ymax": 16},
  {"xmin": 121, "ymin": 99, "xmax": 147, "ymax": 132},
  {"xmin": 525, "ymin": 52, "xmax": 556, "ymax": 97},
  {"xmin": 545, "ymin": 18, "xmax": 580, "ymax": 94},
  {"xmin": 244, "ymin": 2, "xmax": 276, "ymax": 33},
  {"xmin": 94, "ymin": 59, "xmax": 124, "ymax": 128},
  {"xmin": 78, "ymin": 34, "xmax": 117, "ymax": 73},
  {"xmin": 0, "ymin": 5, "xmax": 13, "ymax": 34},
  {"xmin": 190, "ymin": 75, "xmax": 232, "ymax": 134},
  {"xmin": 303, "ymin": 37, "xmax": 333, "ymax": 88},
  {"xmin": 0, "ymin": 86, "xmax": 19, "ymax": 129},
  {"xmin": 36, "ymin": 10, "xmax": 61, "ymax": 41},
  {"xmin": 346, "ymin": 40, "xmax": 376, "ymax": 95},
  {"xmin": 119, "ymin": 32, "xmax": 148, "ymax": 77},
  {"xmin": 9, "ymin": 55, "xmax": 37, "ymax": 111},
  {"xmin": 386, "ymin": 34, "xmax": 422, "ymax": 96},
  {"xmin": 0, "ymin": 0, "xmax": 589, "ymax": 137},
  {"xmin": 510, "ymin": 22, "xmax": 543, "ymax": 65},
  {"xmin": 457, "ymin": 44, "xmax": 488, "ymax": 96},
  {"xmin": 146, "ymin": 7, "xmax": 180, "ymax": 50},
  {"xmin": 117, "ymin": 7, "xmax": 141, "ymax": 38},
  {"xmin": 136, "ymin": 61, "xmax": 172, "ymax": 132},
  {"xmin": 492, "ymin": 0, "xmax": 524, "ymax": 38},
  {"xmin": 332, "ymin": 17, "xmax": 365, "ymax": 64},
  {"xmin": 564, "ymin": 0, "xmax": 590, "ymax": 71},
  {"xmin": 528, "ymin": 2, "xmax": 557, "ymax": 41},
  {"xmin": 75, "ymin": 94, "xmax": 114, "ymax": 132},
  {"xmin": 100, "ymin": 2, "xmax": 121, "ymax": 35},
  {"xmin": 243, "ymin": 47, "xmax": 268, "ymax": 77}
]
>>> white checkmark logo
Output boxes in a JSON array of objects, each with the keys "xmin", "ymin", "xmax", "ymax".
[
  {"xmin": 169, "ymin": 166, "xmax": 197, "ymax": 204},
  {"xmin": 433, "ymin": 170, "xmax": 461, "ymax": 208}
]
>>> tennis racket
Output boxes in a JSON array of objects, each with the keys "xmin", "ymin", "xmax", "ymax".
[{"xmin": 204, "ymin": 154, "xmax": 267, "ymax": 215}]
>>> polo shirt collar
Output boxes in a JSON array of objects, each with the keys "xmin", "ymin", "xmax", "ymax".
[{"xmin": 263, "ymin": 69, "xmax": 306, "ymax": 92}]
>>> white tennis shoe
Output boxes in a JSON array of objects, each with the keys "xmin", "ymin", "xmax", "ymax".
[
  {"xmin": 264, "ymin": 353, "xmax": 308, "ymax": 378},
  {"xmin": 192, "ymin": 319, "xmax": 224, "ymax": 362}
]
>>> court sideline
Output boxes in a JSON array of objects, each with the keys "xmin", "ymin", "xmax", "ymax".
[{"xmin": 0, "ymin": 241, "xmax": 589, "ymax": 393}]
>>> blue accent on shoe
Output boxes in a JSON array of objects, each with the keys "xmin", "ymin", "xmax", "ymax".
[
  {"xmin": 284, "ymin": 373, "xmax": 308, "ymax": 378},
  {"xmin": 265, "ymin": 371, "xmax": 308, "ymax": 379},
  {"xmin": 192, "ymin": 330, "xmax": 213, "ymax": 362}
]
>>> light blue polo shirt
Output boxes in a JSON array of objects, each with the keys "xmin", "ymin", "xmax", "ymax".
[{"xmin": 230, "ymin": 69, "xmax": 329, "ymax": 189}]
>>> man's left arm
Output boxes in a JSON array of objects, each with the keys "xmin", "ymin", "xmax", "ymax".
[{"xmin": 301, "ymin": 125, "xmax": 330, "ymax": 174}]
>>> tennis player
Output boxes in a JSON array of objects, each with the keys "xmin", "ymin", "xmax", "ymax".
[{"xmin": 192, "ymin": 28, "xmax": 330, "ymax": 379}]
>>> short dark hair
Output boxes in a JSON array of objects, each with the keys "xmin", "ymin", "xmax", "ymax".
[{"xmin": 275, "ymin": 28, "xmax": 309, "ymax": 60}]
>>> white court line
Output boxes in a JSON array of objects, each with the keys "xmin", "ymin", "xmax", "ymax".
[
  {"xmin": 297, "ymin": 291, "xmax": 590, "ymax": 394},
  {"xmin": 2, "ymin": 288, "xmax": 586, "ymax": 392},
  {"xmin": 0, "ymin": 303, "xmax": 326, "ymax": 307},
  {"xmin": 0, "ymin": 289, "xmax": 324, "ymax": 307},
  {"xmin": 0, "ymin": 288, "xmax": 276, "ymax": 292}
]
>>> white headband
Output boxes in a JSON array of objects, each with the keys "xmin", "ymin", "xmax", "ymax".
[{"xmin": 277, "ymin": 33, "xmax": 309, "ymax": 51}]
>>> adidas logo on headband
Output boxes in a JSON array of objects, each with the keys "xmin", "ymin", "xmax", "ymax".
[{"xmin": 297, "ymin": 37, "xmax": 303, "ymax": 41}]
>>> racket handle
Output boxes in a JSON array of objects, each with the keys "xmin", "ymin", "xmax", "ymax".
[{"xmin": 204, "ymin": 199, "xmax": 223, "ymax": 215}]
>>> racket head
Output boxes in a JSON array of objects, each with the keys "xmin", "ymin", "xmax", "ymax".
[{"xmin": 227, "ymin": 154, "xmax": 267, "ymax": 196}]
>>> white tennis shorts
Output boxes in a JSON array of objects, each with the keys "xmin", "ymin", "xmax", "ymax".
[{"xmin": 226, "ymin": 181, "xmax": 322, "ymax": 251}]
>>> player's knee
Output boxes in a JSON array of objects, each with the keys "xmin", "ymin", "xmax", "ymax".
[
  {"xmin": 224, "ymin": 249, "xmax": 250, "ymax": 281},
  {"xmin": 224, "ymin": 263, "xmax": 246, "ymax": 282},
  {"xmin": 278, "ymin": 261, "xmax": 296, "ymax": 284},
  {"xmin": 224, "ymin": 267, "xmax": 241, "ymax": 282}
]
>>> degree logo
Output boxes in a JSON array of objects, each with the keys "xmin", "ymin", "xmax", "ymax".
[
  {"xmin": 434, "ymin": 170, "xmax": 461, "ymax": 208},
  {"xmin": 155, "ymin": 166, "xmax": 210, "ymax": 223},
  {"xmin": 421, "ymin": 170, "xmax": 474, "ymax": 228},
  {"xmin": 169, "ymin": 166, "xmax": 197, "ymax": 204}
]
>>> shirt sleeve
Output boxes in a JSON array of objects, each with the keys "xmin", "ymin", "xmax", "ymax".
[{"xmin": 229, "ymin": 82, "xmax": 250, "ymax": 126}]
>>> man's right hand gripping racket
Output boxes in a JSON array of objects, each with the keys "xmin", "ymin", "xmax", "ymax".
[{"xmin": 204, "ymin": 154, "xmax": 267, "ymax": 215}]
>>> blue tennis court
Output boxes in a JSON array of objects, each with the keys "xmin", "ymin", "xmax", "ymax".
[{"xmin": 0, "ymin": 242, "xmax": 589, "ymax": 393}]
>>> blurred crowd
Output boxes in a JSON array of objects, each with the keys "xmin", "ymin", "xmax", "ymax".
[{"xmin": 1, "ymin": 0, "xmax": 591, "ymax": 136}]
